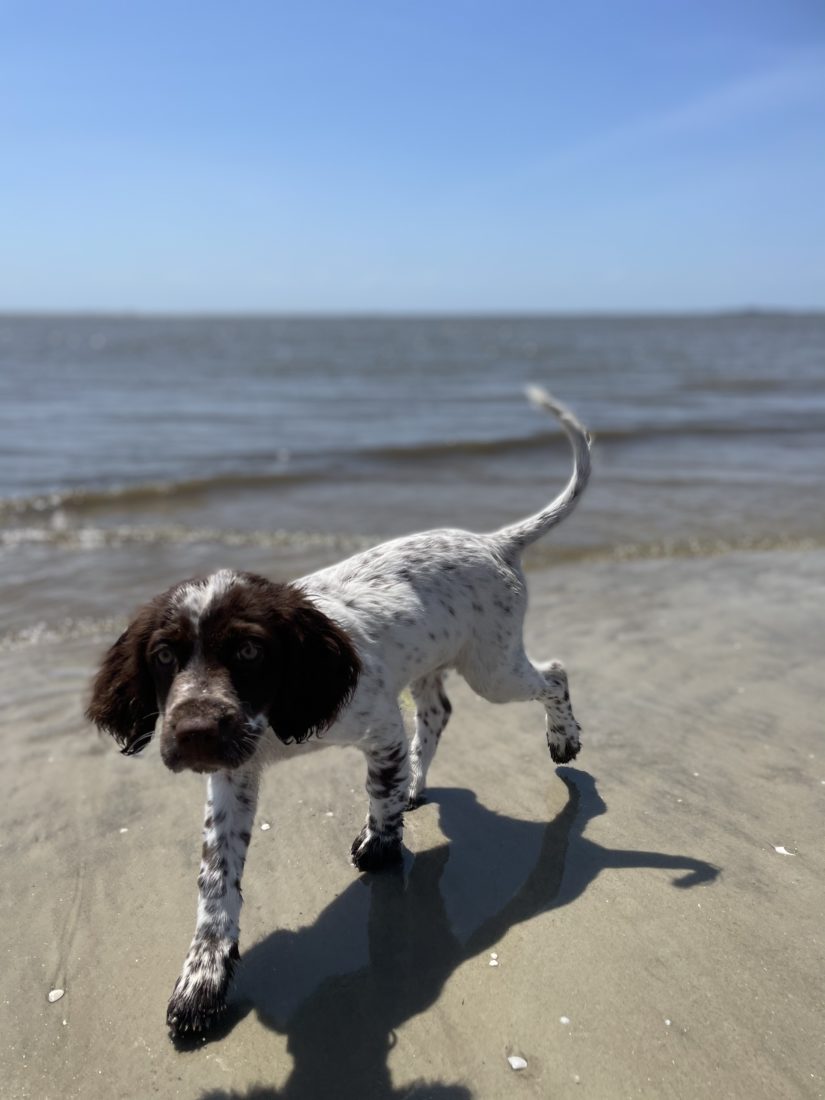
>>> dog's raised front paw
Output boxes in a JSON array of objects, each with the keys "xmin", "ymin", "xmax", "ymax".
[
  {"xmin": 350, "ymin": 824, "xmax": 402, "ymax": 872},
  {"xmin": 166, "ymin": 937, "xmax": 239, "ymax": 1038}
]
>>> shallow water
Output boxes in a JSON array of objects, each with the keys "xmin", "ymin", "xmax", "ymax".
[{"xmin": 1, "ymin": 312, "xmax": 823, "ymax": 646}]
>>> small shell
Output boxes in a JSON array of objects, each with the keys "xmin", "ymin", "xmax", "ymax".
[
  {"xmin": 773, "ymin": 845, "xmax": 794, "ymax": 856},
  {"xmin": 260, "ymin": 822, "xmax": 271, "ymax": 832},
  {"xmin": 48, "ymin": 989, "xmax": 64, "ymax": 1003},
  {"xmin": 489, "ymin": 959, "xmax": 499, "ymax": 967},
  {"xmin": 507, "ymin": 1055, "xmax": 527, "ymax": 1071},
  {"xmin": 559, "ymin": 1015, "xmax": 571, "ymax": 1025}
]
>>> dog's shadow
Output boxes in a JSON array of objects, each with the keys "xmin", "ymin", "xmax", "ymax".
[{"xmin": 200, "ymin": 769, "xmax": 718, "ymax": 1100}]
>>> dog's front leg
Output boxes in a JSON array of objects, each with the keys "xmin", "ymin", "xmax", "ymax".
[
  {"xmin": 351, "ymin": 709, "xmax": 410, "ymax": 872},
  {"xmin": 166, "ymin": 766, "xmax": 259, "ymax": 1036}
]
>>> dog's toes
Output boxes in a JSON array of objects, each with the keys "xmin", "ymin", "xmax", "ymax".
[
  {"xmin": 165, "ymin": 939, "xmax": 238, "ymax": 1040},
  {"xmin": 350, "ymin": 825, "xmax": 403, "ymax": 872},
  {"xmin": 166, "ymin": 982, "xmax": 229, "ymax": 1039},
  {"xmin": 547, "ymin": 720, "xmax": 581, "ymax": 764},
  {"xmin": 549, "ymin": 738, "xmax": 581, "ymax": 764},
  {"xmin": 405, "ymin": 793, "xmax": 426, "ymax": 812}
]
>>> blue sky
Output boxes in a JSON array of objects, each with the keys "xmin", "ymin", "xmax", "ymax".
[{"xmin": 2, "ymin": 1, "xmax": 823, "ymax": 312}]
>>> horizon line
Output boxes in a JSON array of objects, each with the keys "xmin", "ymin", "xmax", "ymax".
[{"xmin": 1, "ymin": 305, "xmax": 823, "ymax": 321}]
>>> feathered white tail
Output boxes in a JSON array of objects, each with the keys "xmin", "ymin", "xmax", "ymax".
[{"xmin": 496, "ymin": 386, "xmax": 591, "ymax": 549}]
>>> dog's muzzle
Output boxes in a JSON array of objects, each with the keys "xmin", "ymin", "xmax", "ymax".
[{"xmin": 161, "ymin": 701, "xmax": 246, "ymax": 773}]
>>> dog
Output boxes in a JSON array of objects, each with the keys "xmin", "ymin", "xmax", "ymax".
[{"xmin": 87, "ymin": 386, "xmax": 591, "ymax": 1036}]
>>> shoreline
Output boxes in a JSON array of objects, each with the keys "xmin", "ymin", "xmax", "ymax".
[
  {"xmin": 2, "ymin": 547, "xmax": 823, "ymax": 1098},
  {"xmin": 2, "ymin": 535, "xmax": 825, "ymax": 651}
]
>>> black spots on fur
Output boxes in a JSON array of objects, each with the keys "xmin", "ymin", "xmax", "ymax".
[
  {"xmin": 236, "ymin": 790, "xmax": 255, "ymax": 811},
  {"xmin": 238, "ymin": 829, "xmax": 251, "ymax": 847},
  {"xmin": 366, "ymin": 743, "xmax": 407, "ymax": 803},
  {"xmin": 201, "ymin": 842, "xmax": 227, "ymax": 875}
]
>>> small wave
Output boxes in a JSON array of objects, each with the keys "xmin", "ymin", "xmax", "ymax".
[
  {"xmin": 0, "ymin": 467, "xmax": 322, "ymax": 520},
  {"xmin": 353, "ymin": 430, "xmax": 564, "ymax": 462},
  {"xmin": 0, "ymin": 615, "xmax": 126, "ymax": 653},
  {"xmin": 526, "ymin": 531, "xmax": 823, "ymax": 568},
  {"xmin": 0, "ymin": 437, "xmax": 558, "ymax": 519},
  {"xmin": 2, "ymin": 518, "xmax": 822, "ymax": 561},
  {"xmin": 361, "ymin": 421, "xmax": 822, "ymax": 463},
  {"xmin": 0, "ymin": 523, "xmax": 377, "ymax": 553},
  {"xmin": 2, "ymin": 419, "xmax": 820, "ymax": 521}
]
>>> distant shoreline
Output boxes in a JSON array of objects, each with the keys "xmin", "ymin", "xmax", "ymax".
[{"xmin": 1, "ymin": 307, "xmax": 823, "ymax": 321}]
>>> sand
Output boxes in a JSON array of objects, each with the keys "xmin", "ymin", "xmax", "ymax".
[{"xmin": 1, "ymin": 549, "xmax": 823, "ymax": 1099}]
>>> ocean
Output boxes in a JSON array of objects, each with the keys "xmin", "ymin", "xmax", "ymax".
[{"xmin": 1, "ymin": 312, "xmax": 823, "ymax": 647}]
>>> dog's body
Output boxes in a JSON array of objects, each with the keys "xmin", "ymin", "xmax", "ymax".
[{"xmin": 87, "ymin": 387, "xmax": 591, "ymax": 1036}]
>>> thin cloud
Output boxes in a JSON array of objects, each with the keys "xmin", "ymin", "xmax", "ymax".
[{"xmin": 547, "ymin": 48, "xmax": 825, "ymax": 168}]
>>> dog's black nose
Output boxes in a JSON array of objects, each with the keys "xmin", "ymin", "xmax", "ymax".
[{"xmin": 163, "ymin": 709, "xmax": 239, "ymax": 773}]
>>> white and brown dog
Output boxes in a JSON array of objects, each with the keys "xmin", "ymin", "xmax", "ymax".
[{"xmin": 87, "ymin": 387, "xmax": 591, "ymax": 1036}]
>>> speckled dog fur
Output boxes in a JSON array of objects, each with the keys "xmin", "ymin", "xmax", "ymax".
[{"xmin": 87, "ymin": 387, "xmax": 591, "ymax": 1037}]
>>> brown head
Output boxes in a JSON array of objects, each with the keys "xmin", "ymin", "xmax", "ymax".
[{"xmin": 86, "ymin": 570, "xmax": 361, "ymax": 773}]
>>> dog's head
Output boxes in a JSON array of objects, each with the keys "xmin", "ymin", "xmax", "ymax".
[{"xmin": 86, "ymin": 570, "xmax": 361, "ymax": 773}]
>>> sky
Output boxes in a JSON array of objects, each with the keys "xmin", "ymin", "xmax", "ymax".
[{"xmin": 1, "ymin": 0, "xmax": 824, "ymax": 313}]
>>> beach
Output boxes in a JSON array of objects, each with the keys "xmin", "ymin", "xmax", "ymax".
[
  {"xmin": 1, "ymin": 314, "xmax": 823, "ymax": 1097},
  {"xmin": 2, "ymin": 548, "xmax": 823, "ymax": 1099}
]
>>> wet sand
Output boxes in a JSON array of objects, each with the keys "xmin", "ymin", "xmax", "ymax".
[{"xmin": 1, "ymin": 549, "xmax": 823, "ymax": 1099}]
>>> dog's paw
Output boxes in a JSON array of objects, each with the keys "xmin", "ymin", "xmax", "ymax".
[
  {"xmin": 167, "ymin": 983, "xmax": 228, "ymax": 1038},
  {"xmin": 405, "ymin": 792, "xmax": 427, "ymax": 812},
  {"xmin": 350, "ymin": 824, "xmax": 403, "ymax": 872},
  {"xmin": 166, "ymin": 938, "xmax": 239, "ymax": 1038},
  {"xmin": 547, "ymin": 721, "xmax": 581, "ymax": 764}
]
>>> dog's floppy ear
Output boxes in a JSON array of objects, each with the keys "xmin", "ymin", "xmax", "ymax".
[
  {"xmin": 86, "ymin": 601, "xmax": 160, "ymax": 755},
  {"xmin": 268, "ymin": 596, "xmax": 361, "ymax": 744}
]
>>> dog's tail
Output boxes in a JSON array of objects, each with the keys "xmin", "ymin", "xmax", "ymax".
[{"xmin": 495, "ymin": 386, "xmax": 591, "ymax": 551}]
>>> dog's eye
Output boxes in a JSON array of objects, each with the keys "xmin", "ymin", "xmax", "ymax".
[
  {"xmin": 153, "ymin": 645, "xmax": 175, "ymax": 667},
  {"xmin": 237, "ymin": 640, "xmax": 262, "ymax": 662}
]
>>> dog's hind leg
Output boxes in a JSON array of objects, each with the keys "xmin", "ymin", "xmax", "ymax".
[
  {"xmin": 407, "ymin": 670, "xmax": 452, "ymax": 809},
  {"xmin": 535, "ymin": 659, "xmax": 582, "ymax": 764},
  {"xmin": 461, "ymin": 650, "xmax": 582, "ymax": 764}
]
